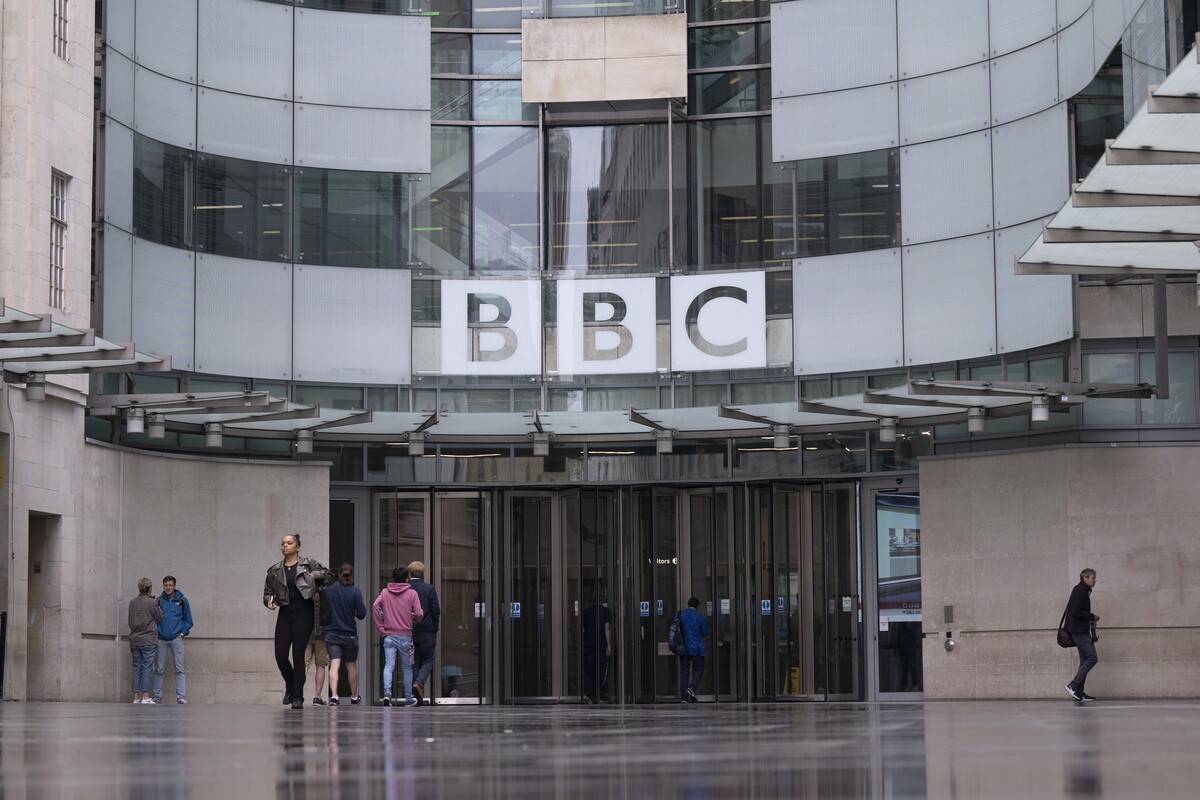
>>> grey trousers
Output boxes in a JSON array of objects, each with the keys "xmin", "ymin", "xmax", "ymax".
[{"xmin": 1070, "ymin": 632, "xmax": 1099, "ymax": 691}]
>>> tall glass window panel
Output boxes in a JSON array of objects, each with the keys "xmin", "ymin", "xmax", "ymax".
[
  {"xmin": 133, "ymin": 135, "xmax": 191, "ymax": 248},
  {"xmin": 431, "ymin": 0, "xmax": 470, "ymax": 27},
  {"xmin": 762, "ymin": 119, "xmax": 823, "ymax": 264},
  {"xmin": 758, "ymin": 21, "xmax": 770, "ymax": 63},
  {"xmin": 473, "ymin": 127, "xmax": 540, "ymax": 271},
  {"xmin": 689, "ymin": 25, "xmax": 758, "ymax": 69},
  {"xmin": 432, "ymin": 33, "xmax": 471, "ymax": 74},
  {"xmin": 194, "ymin": 154, "xmax": 290, "ymax": 261},
  {"xmin": 295, "ymin": 169, "xmax": 409, "ymax": 268},
  {"xmin": 472, "ymin": 81, "xmax": 535, "ymax": 122},
  {"xmin": 827, "ymin": 149, "xmax": 899, "ymax": 255},
  {"xmin": 433, "ymin": 80, "xmax": 472, "ymax": 121},
  {"xmin": 1083, "ymin": 353, "xmax": 1137, "ymax": 425},
  {"xmin": 472, "ymin": 0, "xmax": 521, "ymax": 27},
  {"xmin": 689, "ymin": 70, "xmax": 768, "ymax": 115},
  {"xmin": 473, "ymin": 34, "xmax": 522, "ymax": 75},
  {"xmin": 413, "ymin": 127, "xmax": 471, "ymax": 272},
  {"xmin": 1139, "ymin": 352, "xmax": 1197, "ymax": 425},
  {"xmin": 688, "ymin": 0, "xmax": 757, "ymax": 23},
  {"xmin": 547, "ymin": 125, "xmax": 673, "ymax": 272},
  {"xmin": 691, "ymin": 118, "xmax": 760, "ymax": 268}
]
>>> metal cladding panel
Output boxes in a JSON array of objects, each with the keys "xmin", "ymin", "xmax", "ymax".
[
  {"xmin": 1058, "ymin": 8, "xmax": 1097, "ymax": 99},
  {"xmin": 992, "ymin": 105, "xmax": 1069, "ymax": 229},
  {"xmin": 105, "ymin": 48, "xmax": 135, "ymax": 128},
  {"xmin": 994, "ymin": 220, "xmax": 1073, "ymax": 352},
  {"xmin": 131, "ymin": 238, "xmax": 195, "ymax": 368},
  {"xmin": 195, "ymin": 254, "xmax": 292, "ymax": 379},
  {"xmin": 197, "ymin": 89, "xmax": 293, "ymax": 164},
  {"xmin": 1058, "ymin": 0, "xmax": 1092, "ymax": 26},
  {"xmin": 198, "ymin": 0, "xmax": 293, "ymax": 100},
  {"xmin": 771, "ymin": 0, "xmax": 897, "ymax": 97},
  {"xmin": 1093, "ymin": 0, "xmax": 1128, "ymax": 70},
  {"xmin": 105, "ymin": 0, "xmax": 135, "ymax": 57},
  {"xmin": 896, "ymin": 0, "xmax": 989, "ymax": 77},
  {"xmin": 793, "ymin": 249, "xmax": 904, "ymax": 374},
  {"xmin": 295, "ymin": 9, "xmax": 431, "ymax": 110},
  {"xmin": 134, "ymin": 0, "xmax": 197, "ymax": 82},
  {"xmin": 989, "ymin": 36, "xmax": 1060, "ymax": 125},
  {"xmin": 102, "ymin": 226, "xmax": 134, "ymax": 343},
  {"xmin": 134, "ymin": 68, "xmax": 196, "ymax": 150},
  {"xmin": 898, "ymin": 63, "xmax": 991, "ymax": 145},
  {"xmin": 988, "ymin": 0, "xmax": 1057, "ymax": 57},
  {"xmin": 901, "ymin": 233, "xmax": 997, "ymax": 365},
  {"xmin": 295, "ymin": 105, "xmax": 431, "ymax": 173},
  {"xmin": 900, "ymin": 131, "xmax": 993, "ymax": 244},
  {"xmin": 771, "ymin": 84, "xmax": 898, "ymax": 162},
  {"xmin": 293, "ymin": 265, "xmax": 412, "ymax": 384},
  {"xmin": 103, "ymin": 123, "xmax": 134, "ymax": 232}
]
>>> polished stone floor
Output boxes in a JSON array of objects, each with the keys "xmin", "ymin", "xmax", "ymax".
[{"xmin": 2, "ymin": 700, "xmax": 1200, "ymax": 798}]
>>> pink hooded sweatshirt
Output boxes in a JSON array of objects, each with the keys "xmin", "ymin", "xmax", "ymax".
[{"xmin": 373, "ymin": 582, "xmax": 424, "ymax": 637}]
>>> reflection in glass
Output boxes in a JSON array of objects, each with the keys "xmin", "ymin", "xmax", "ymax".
[
  {"xmin": 689, "ymin": 69, "xmax": 769, "ymax": 115},
  {"xmin": 547, "ymin": 125, "xmax": 674, "ymax": 272},
  {"xmin": 689, "ymin": 25, "xmax": 758, "ymax": 69},
  {"xmin": 1139, "ymin": 352, "xmax": 1196, "ymax": 424},
  {"xmin": 432, "ymin": 79, "xmax": 471, "ymax": 121},
  {"xmin": 688, "ymin": 0, "xmax": 756, "ymax": 23},
  {"xmin": 367, "ymin": 447, "xmax": 438, "ymax": 482},
  {"xmin": 432, "ymin": 33, "xmax": 470, "ymax": 74},
  {"xmin": 438, "ymin": 496, "xmax": 483, "ymax": 698},
  {"xmin": 513, "ymin": 446, "xmax": 584, "ymax": 481},
  {"xmin": 588, "ymin": 386, "xmax": 657, "ymax": 410},
  {"xmin": 294, "ymin": 384, "xmax": 362, "ymax": 409},
  {"xmin": 195, "ymin": 154, "xmax": 290, "ymax": 261},
  {"xmin": 472, "ymin": 81, "xmax": 535, "ymax": 122},
  {"xmin": 473, "ymin": 34, "xmax": 522, "ymax": 75},
  {"xmin": 438, "ymin": 446, "xmax": 511, "ymax": 481},
  {"xmin": 876, "ymin": 494, "xmax": 921, "ymax": 693},
  {"xmin": 294, "ymin": 169, "xmax": 409, "ymax": 267},
  {"xmin": 1083, "ymin": 353, "xmax": 1138, "ymax": 424},
  {"xmin": 474, "ymin": 127, "xmax": 539, "ymax": 271},
  {"xmin": 731, "ymin": 380, "xmax": 793, "ymax": 405},
  {"xmin": 872, "ymin": 429, "xmax": 933, "ymax": 471},
  {"xmin": 802, "ymin": 431, "xmax": 866, "ymax": 474},
  {"xmin": 691, "ymin": 118, "xmax": 760, "ymax": 268},
  {"xmin": 430, "ymin": 0, "xmax": 470, "ymax": 26},
  {"xmin": 413, "ymin": 127, "xmax": 471, "ymax": 272},
  {"xmin": 472, "ymin": 0, "xmax": 522, "ymax": 27},
  {"xmin": 661, "ymin": 440, "xmax": 728, "ymax": 479},
  {"xmin": 133, "ymin": 135, "xmax": 190, "ymax": 247}
]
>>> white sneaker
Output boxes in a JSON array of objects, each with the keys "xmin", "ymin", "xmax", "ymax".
[
  {"xmin": 131, "ymin": 698, "xmax": 141, "ymax": 704},
  {"xmin": 139, "ymin": 698, "xmax": 153, "ymax": 704}
]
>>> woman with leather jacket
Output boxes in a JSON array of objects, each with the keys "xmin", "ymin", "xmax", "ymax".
[{"xmin": 263, "ymin": 533, "xmax": 331, "ymax": 709}]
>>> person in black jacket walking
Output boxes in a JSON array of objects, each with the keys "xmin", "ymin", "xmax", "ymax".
[
  {"xmin": 407, "ymin": 561, "xmax": 441, "ymax": 706},
  {"xmin": 1064, "ymin": 568, "xmax": 1100, "ymax": 701}
]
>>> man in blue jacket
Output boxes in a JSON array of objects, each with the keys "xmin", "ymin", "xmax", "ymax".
[
  {"xmin": 678, "ymin": 596, "xmax": 709, "ymax": 704},
  {"xmin": 153, "ymin": 575, "xmax": 193, "ymax": 704}
]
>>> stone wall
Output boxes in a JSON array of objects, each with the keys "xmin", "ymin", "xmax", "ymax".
[
  {"xmin": 59, "ymin": 442, "xmax": 330, "ymax": 704},
  {"xmin": 921, "ymin": 444, "xmax": 1200, "ymax": 699}
]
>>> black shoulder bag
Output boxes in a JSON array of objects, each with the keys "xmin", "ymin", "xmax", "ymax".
[{"xmin": 1056, "ymin": 607, "xmax": 1075, "ymax": 648}]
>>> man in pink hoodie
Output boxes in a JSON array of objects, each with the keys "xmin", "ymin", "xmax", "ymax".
[{"xmin": 372, "ymin": 565, "xmax": 424, "ymax": 706}]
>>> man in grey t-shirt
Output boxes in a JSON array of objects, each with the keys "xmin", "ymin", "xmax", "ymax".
[{"xmin": 128, "ymin": 578, "xmax": 162, "ymax": 704}]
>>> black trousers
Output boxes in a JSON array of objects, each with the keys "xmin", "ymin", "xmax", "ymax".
[
  {"xmin": 583, "ymin": 649, "xmax": 609, "ymax": 701},
  {"xmin": 678, "ymin": 654, "xmax": 705, "ymax": 698},
  {"xmin": 275, "ymin": 601, "xmax": 315, "ymax": 699}
]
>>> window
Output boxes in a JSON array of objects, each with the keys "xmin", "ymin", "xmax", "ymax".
[
  {"xmin": 53, "ymin": 0, "xmax": 68, "ymax": 59},
  {"xmin": 49, "ymin": 172, "xmax": 68, "ymax": 309}
]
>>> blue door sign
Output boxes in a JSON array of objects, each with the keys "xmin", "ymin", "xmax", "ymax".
[
  {"xmin": 777, "ymin": 596, "xmax": 785, "ymax": 613},
  {"xmin": 511, "ymin": 601, "xmax": 521, "ymax": 619},
  {"xmin": 761, "ymin": 599, "xmax": 772, "ymax": 616},
  {"xmin": 639, "ymin": 600, "xmax": 650, "ymax": 617}
]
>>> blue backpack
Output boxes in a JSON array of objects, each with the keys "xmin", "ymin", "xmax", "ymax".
[{"xmin": 667, "ymin": 611, "xmax": 686, "ymax": 655}]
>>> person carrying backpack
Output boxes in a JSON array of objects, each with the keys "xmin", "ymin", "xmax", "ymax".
[{"xmin": 673, "ymin": 596, "xmax": 709, "ymax": 703}]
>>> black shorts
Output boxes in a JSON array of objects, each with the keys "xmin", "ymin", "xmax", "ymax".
[{"xmin": 324, "ymin": 633, "xmax": 359, "ymax": 663}]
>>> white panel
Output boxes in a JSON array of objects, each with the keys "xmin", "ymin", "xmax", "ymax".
[
  {"xmin": 105, "ymin": 0, "xmax": 135, "ymax": 57},
  {"xmin": 440, "ymin": 279, "xmax": 542, "ymax": 376},
  {"xmin": 900, "ymin": 131, "xmax": 993, "ymax": 244},
  {"xmin": 1058, "ymin": 0, "xmax": 1092, "ymax": 26},
  {"xmin": 132, "ymin": 238, "xmax": 195, "ymax": 369},
  {"xmin": 671, "ymin": 272, "xmax": 766, "ymax": 372},
  {"xmin": 1093, "ymin": 0, "xmax": 1127, "ymax": 70},
  {"xmin": 295, "ymin": 105, "xmax": 430, "ymax": 173},
  {"xmin": 102, "ymin": 226, "xmax": 134, "ymax": 343},
  {"xmin": 793, "ymin": 249, "xmax": 903, "ymax": 374},
  {"xmin": 103, "ymin": 123, "xmax": 134, "ymax": 233},
  {"xmin": 135, "ymin": 0, "xmax": 197, "ymax": 82},
  {"xmin": 989, "ymin": 36, "xmax": 1060, "ymax": 124},
  {"xmin": 293, "ymin": 266, "xmax": 412, "ymax": 384},
  {"xmin": 992, "ymin": 105, "xmax": 1069, "ymax": 229},
  {"xmin": 994, "ymin": 220, "xmax": 1073, "ymax": 352},
  {"xmin": 901, "ymin": 234, "xmax": 996, "ymax": 364},
  {"xmin": 295, "ymin": 9, "xmax": 431, "ymax": 110},
  {"xmin": 771, "ymin": 84, "xmax": 898, "ymax": 162},
  {"xmin": 105, "ymin": 48, "xmax": 135, "ymax": 128},
  {"xmin": 197, "ymin": 89, "xmax": 292, "ymax": 164},
  {"xmin": 989, "ymin": 0, "xmax": 1057, "ymax": 56},
  {"xmin": 771, "ymin": 0, "xmax": 897, "ymax": 97},
  {"xmin": 198, "ymin": 0, "xmax": 293, "ymax": 100},
  {"xmin": 195, "ymin": 255, "xmax": 292, "ymax": 378},
  {"xmin": 898, "ymin": 63, "xmax": 990, "ymax": 145},
  {"xmin": 1058, "ymin": 8, "xmax": 1097, "ymax": 99},
  {"xmin": 555, "ymin": 277, "xmax": 657, "ymax": 376},
  {"xmin": 134, "ymin": 68, "xmax": 196, "ymax": 150},
  {"xmin": 896, "ymin": 0, "xmax": 989, "ymax": 77}
]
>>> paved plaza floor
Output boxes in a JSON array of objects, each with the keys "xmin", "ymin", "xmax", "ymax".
[{"xmin": 2, "ymin": 699, "xmax": 1199, "ymax": 798}]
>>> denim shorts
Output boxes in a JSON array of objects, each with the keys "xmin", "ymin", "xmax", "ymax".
[{"xmin": 324, "ymin": 633, "xmax": 359, "ymax": 663}]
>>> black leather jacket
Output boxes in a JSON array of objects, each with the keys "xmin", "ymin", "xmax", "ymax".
[
  {"xmin": 1063, "ymin": 581, "xmax": 1095, "ymax": 634},
  {"xmin": 263, "ymin": 558, "xmax": 331, "ymax": 609}
]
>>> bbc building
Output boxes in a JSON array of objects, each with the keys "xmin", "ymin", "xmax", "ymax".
[{"xmin": 1, "ymin": 0, "xmax": 1198, "ymax": 704}]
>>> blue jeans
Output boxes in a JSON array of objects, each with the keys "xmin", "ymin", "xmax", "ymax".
[
  {"xmin": 382, "ymin": 635, "xmax": 414, "ymax": 702},
  {"xmin": 131, "ymin": 645, "xmax": 156, "ymax": 694},
  {"xmin": 154, "ymin": 638, "xmax": 186, "ymax": 702}
]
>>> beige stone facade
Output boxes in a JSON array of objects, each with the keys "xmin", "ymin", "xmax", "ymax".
[{"xmin": 921, "ymin": 445, "xmax": 1200, "ymax": 699}]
